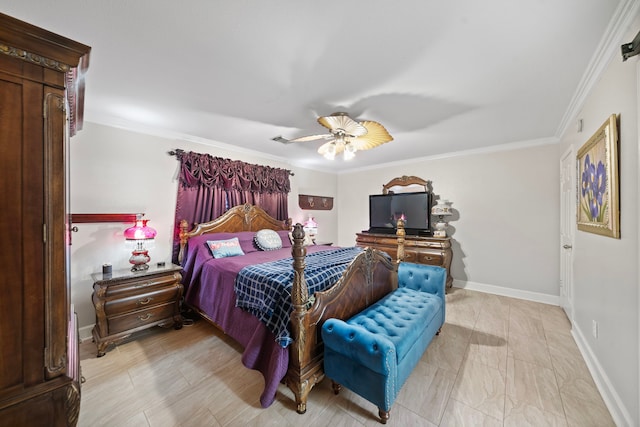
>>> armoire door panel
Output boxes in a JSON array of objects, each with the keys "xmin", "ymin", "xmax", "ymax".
[
  {"xmin": 21, "ymin": 79, "xmax": 47, "ymax": 386},
  {"xmin": 43, "ymin": 89, "xmax": 68, "ymax": 380},
  {"xmin": 0, "ymin": 76, "xmax": 24, "ymax": 391}
]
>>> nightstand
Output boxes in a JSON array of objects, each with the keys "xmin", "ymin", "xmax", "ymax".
[{"xmin": 91, "ymin": 263, "xmax": 183, "ymax": 357}]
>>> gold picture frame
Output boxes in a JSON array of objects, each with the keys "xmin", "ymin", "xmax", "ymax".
[{"xmin": 576, "ymin": 114, "xmax": 620, "ymax": 238}]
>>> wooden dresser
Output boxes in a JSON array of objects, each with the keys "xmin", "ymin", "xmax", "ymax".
[
  {"xmin": 92, "ymin": 264, "xmax": 184, "ymax": 357},
  {"xmin": 356, "ymin": 232, "xmax": 453, "ymax": 289},
  {"xmin": 0, "ymin": 13, "xmax": 90, "ymax": 427}
]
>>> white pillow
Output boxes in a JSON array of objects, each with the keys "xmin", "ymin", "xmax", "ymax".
[
  {"xmin": 255, "ymin": 229, "xmax": 283, "ymax": 251},
  {"xmin": 288, "ymin": 231, "xmax": 314, "ymax": 247}
]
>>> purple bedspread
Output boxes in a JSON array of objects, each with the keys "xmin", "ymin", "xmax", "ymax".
[{"xmin": 181, "ymin": 232, "xmax": 335, "ymax": 407}]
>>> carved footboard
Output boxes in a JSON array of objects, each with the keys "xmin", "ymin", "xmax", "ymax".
[
  {"xmin": 285, "ymin": 223, "xmax": 403, "ymax": 414},
  {"xmin": 176, "ymin": 204, "xmax": 405, "ymax": 414}
]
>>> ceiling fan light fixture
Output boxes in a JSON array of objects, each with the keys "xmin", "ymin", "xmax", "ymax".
[
  {"xmin": 344, "ymin": 142, "xmax": 356, "ymax": 161},
  {"xmin": 324, "ymin": 142, "xmax": 337, "ymax": 160},
  {"xmin": 274, "ymin": 112, "xmax": 392, "ymax": 162}
]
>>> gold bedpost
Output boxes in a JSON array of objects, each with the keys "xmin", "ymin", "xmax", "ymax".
[
  {"xmin": 287, "ymin": 223, "xmax": 311, "ymax": 414},
  {"xmin": 177, "ymin": 219, "xmax": 190, "ymax": 264},
  {"xmin": 396, "ymin": 218, "xmax": 406, "ymax": 264}
]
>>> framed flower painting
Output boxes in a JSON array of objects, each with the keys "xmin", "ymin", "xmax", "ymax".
[{"xmin": 577, "ymin": 114, "xmax": 620, "ymax": 238}]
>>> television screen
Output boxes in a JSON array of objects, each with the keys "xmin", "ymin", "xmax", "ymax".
[{"xmin": 369, "ymin": 192, "xmax": 431, "ymax": 235}]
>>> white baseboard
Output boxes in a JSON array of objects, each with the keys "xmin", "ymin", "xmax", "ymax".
[
  {"xmin": 79, "ymin": 324, "xmax": 94, "ymax": 343},
  {"xmin": 572, "ymin": 324, "xmax": 633, "ymax": 427},
  {"xmin": 452, "ymin": 279, "xmax": 560, "ymax": 306}
]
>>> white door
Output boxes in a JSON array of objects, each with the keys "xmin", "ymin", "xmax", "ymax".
[{"xmin": 560, "ymin": 147, "xmax": 575, "ymax": 322}]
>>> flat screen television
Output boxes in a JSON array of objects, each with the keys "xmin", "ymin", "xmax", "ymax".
[{"xmin": 368, "ymin": 191, "xmax": 432, "ymax": 236}]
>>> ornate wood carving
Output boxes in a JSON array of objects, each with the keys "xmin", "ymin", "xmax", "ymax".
[
  {"xmin": 0, "ymin": 13, "xmax": 91, "ymax": 137},
  {"xmin": 396, "ymin": 218, "xmax": 406, "ymax": 262},
  {"xmin": 0, "ymin": 43, "xmax": 70, "ymax": 71},
  {"xmin": 66, "ymin": 377, "xmax": 81, "ymax": 426},
  {"xmin": 44, "ymin": 91, "xmax": 67, "ymax": 380},
  {"xmin": 382, "ymin": 175, "xmax": 430, "ymax": 194},
  {"xmin": 178, "ymin": 204, "xmax": 291, "ymax": 264},
  {"xmin": 298, "ymin": 194, "xmax": 334, "ymax": 210}
]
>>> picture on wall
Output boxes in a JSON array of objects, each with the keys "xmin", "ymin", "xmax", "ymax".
[{"xmin": 576, "ymin": 114, "xmax": 620, "ymax": 238}]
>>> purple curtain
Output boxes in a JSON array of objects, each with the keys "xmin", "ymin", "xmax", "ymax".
[{"xmin": 172, "ymin": 151, "xmax": 291, "ymax": 262}]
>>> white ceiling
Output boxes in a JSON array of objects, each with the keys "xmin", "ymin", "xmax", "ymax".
[{"xmin": 1, "ymin": 1, "xmax": 629, "ymax": 172}]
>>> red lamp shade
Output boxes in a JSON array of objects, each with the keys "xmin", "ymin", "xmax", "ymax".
[
  {"xmin": 124, "ymin": 218, "xmax": 157, "ymax": 272},
  {"xmin": 124, "ymin": 219, "xmax": 157, "ymax": 240}
]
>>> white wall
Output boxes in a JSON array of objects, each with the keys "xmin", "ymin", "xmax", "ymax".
[
  {"xmin": 337, "ymin": 143, "xmax": 561, "ymax": 302},
  {"xmin": 69, "ymin": 122, "xmax": 338, "ymax": 335},
  {"xmin": 558, "ymin": 15, "xmax": 639, "ymax": 426}
]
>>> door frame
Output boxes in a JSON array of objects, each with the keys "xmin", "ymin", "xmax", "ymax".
[{"xmin": 560, "ymin": 145, "xmax": 575, "ymax": 323}]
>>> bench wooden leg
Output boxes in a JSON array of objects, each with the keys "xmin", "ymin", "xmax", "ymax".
[
  {"xmin": 378, "ymin": 408, "xmax": 390, "ymax": 424},
  {"xmin": 331, "ymin": 381, "xmax": 342, "ymax": 395},
  {"xmin": 436, "ymin": 327, "xmax": 442, "ymax": 335}
]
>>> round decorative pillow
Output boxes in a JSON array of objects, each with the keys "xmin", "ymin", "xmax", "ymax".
[{"xmin": 255, "ymin": 229, "xmax": 283, "ymax": 251}]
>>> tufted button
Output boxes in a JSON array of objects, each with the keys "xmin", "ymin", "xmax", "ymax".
[
  {"xmin": 327, "ymin": 325, "xmax": 333, "ymax": 331},
  {"xmin": 349, "ymin": 333, "xmax": 355, "ymax": 339}
]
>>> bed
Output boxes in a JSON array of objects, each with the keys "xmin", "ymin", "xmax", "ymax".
[{"xmin": 178, "ymin": 203, "xmax": 405, "ymax": 413}]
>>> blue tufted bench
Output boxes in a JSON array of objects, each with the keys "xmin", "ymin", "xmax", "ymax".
[{"xmin": 321, "ymin": 262, "xmax": 446, "ymax": 424}]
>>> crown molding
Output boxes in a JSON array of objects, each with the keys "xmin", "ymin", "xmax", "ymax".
[
  {"xmin": 337, "ymin": 137, "xmax": 559, "ymax": 175},
  {"xmin": 556, "ymin": 0, "xmax": 640, "ymax": 139}
]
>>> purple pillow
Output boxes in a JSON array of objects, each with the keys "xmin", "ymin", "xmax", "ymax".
[{"xmin": 277, "ymin": 230, "xmax": 292, "ymax": 248}]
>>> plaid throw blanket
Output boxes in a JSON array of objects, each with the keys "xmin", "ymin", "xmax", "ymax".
[{"xmin": 235, "ymin": 246, "xmax": 363, "ymax": 347}]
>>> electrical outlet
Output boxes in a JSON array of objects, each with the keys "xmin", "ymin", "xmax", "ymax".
[{"xmin": 592, "ymin": 320, "xmax": 598, "ymax": 338}]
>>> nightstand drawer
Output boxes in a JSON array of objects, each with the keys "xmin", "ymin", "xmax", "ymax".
[
  {"xmin": 101, "ymin": 273, "xmax": 180, "ymax": 298},
  {"xmin": 108, "ymin": 303, "xmax": 176, "ymax": 335},
  {"xmin": 412, "ymin": 251, "xmax": 444, "ymax": 266},
  {"xmin": 103, "ymin": 285, "xmax": 180, "ymax": 316}
]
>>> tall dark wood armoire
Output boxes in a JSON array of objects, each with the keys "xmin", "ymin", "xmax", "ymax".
[{"xmin": 0, "ymin": 13, "xmax": 90, "ymax": 427}]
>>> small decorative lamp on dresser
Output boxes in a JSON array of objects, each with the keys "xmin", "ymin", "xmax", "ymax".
[{"xmin": 91, "ymin": 263, "xmax": 184, "ymax": 357}]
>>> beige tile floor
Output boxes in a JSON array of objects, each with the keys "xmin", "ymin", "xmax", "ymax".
[{"xmin": 77, "ymin": 288, "xmax": 615, "ymax": 426}]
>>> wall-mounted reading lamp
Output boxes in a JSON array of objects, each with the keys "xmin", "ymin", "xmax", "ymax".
[{"xmin": 621, "ymin": 30, "xmax": 640, "ymax": 61}]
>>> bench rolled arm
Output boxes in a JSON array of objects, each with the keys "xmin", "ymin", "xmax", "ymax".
[
  {"xmin": 398, "ymin": 262, "xmax": 446, "ymax": 300},
  {"xmin": 322, "ymin": 318, "xmax": 397, "ymax": 376}
]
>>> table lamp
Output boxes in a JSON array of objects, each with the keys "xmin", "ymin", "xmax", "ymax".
[
  {"xmin": 124, "ymin": 215, "xmax": 157, "ymax": 271},
  {"xmin": 431, "ymin": 200, "xmax": 452, "ymax": 238}
]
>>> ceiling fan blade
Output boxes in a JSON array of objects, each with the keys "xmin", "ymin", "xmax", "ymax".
[
  {"xmin": 351, "ymin": 121, "xmax": 393, "ymax": 150},
  {"xmin": 318, "ymin": 113, "xmax": 367, "ymax": 137},
  {"xmin": 289, "ymin": 133, "xmax": 334, "ymax": 142},
  {"xmin": 273, "ymin": 134, "xmax": 333, "ymax": 144}
]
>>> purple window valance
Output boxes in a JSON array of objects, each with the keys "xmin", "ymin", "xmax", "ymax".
[
  {"xmin": 177, "ymin": 151, "xmax": 291, "ymax": 194},
  {"xmin": 172, "ymin": 150, "xmax": 291, "ymax": 263}
]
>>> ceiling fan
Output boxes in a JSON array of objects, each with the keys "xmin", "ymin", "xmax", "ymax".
[{"xmin": 272, "ymin": 112, "xmax": 393, "ymax": 160}]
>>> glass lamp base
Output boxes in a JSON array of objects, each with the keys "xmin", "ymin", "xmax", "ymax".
[
  {"xmin": 131, "ymin": 263, "xmax": 150, "ymax": 272},
  {"xmin": 130, "ymin": 249, "xmax": 151, "ymax": 272},
  {"xmin": 433, "ymin": 220, "xmax": 448, "ymax": 238}
]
